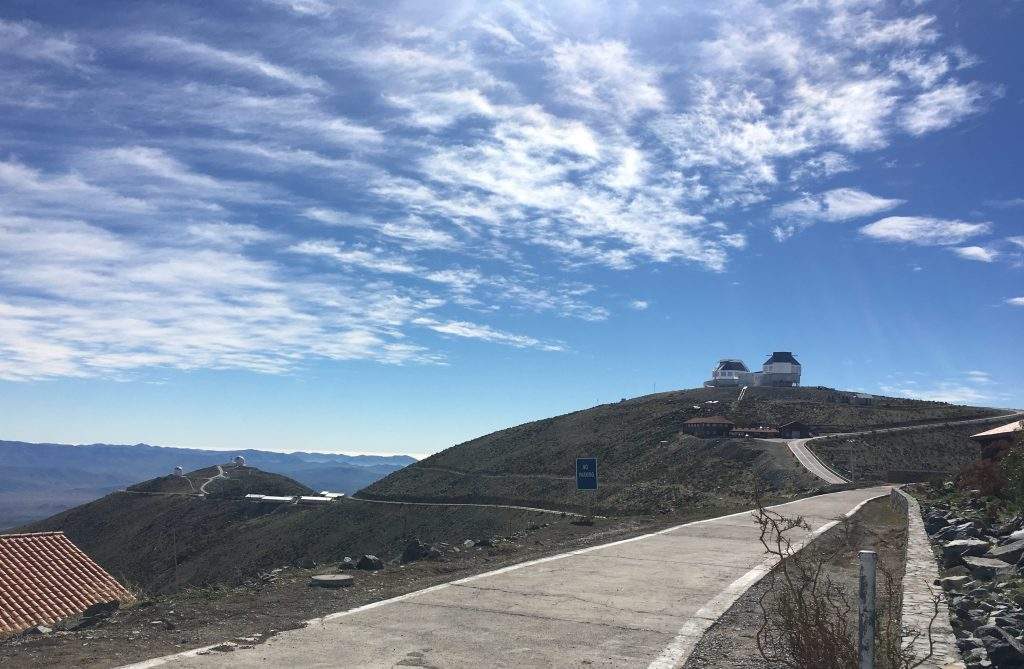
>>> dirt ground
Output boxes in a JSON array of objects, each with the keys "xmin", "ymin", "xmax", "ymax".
[
  {"xmin": 1, "ymin": 502, "xmax": 752, "ymax": 669},
  {"xmin": 684, "ymin": 497, "xmax": 909, "ymax": 668}
]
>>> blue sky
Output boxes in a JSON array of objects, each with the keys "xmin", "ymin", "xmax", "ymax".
[{"xmin": 0, "ymin": 1, "xmax": 1021, "ymax": 457}]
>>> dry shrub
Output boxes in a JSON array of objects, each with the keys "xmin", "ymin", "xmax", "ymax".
[{"xmin": 753, "ymin": 500, "xmax": 932, "ymax": 669}]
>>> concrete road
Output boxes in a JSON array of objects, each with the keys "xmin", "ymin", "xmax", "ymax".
[
  {"xmin": 787, "ymin": 439, "xmax": 848, "ymax": 484},
  {"xmin": 132, "ymin": 486, "xmax": 892, "ymax": 669}
]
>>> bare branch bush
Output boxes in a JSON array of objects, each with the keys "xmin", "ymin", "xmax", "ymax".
[{"xmin": 753, "ymin": 498, "xmax": 931, "ymax": 669}]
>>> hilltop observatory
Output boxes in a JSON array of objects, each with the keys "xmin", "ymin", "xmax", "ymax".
[
  {"xmin": 704, "ymin": 352, "xmax": 802, "ymax": 388},
  {"xmin": 233, "ymin": 455, "xmax": 246, "ymax": 467},
  {"xmin": 173, "ymin": 466, "xmax": 183, "ymax": 477}
]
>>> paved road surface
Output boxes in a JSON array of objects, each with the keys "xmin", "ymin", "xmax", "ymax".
[
  {"xmin": 787, "ymin": 438, "xmax": 848, "ymax": 484},
  {"xmin": 132, "ymin": 486, "xmax": 891, "ymax": 669}
]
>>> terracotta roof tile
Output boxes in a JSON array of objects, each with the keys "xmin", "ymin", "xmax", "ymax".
[{"xmin": 0, "ymin": 531, "xmax": 134, "ymax": 636}]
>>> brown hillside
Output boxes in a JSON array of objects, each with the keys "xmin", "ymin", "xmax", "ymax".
[{"xmin": 360, "ymin": 386, "xmax": 1003, "ymax": 513}]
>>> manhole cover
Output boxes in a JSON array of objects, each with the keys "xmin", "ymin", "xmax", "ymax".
[{"xmin": 308, "ymin": 574, "xmax": 354, "ymax": 588}]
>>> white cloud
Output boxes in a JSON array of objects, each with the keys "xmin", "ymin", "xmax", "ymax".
[
  {"xmin": 412, "ymin": 317, "xmax": 562, "ymax": 351},
  {"xmin": 775, "ymin": 188, "xmax": 902, "ymax": 222},
  {"xmin": 549, "ymin": 41, "xmax": 665, "ymax": 117},
  {"xmin": 0, "ymin": 215, "xmax": 448, "ymax": 380},
  {"xmin": 0, "ymin": 19, "xmax": 89, "ymax": 67},
  {"xmin": 1007, "ymin": 297, "xmax": 1024, "ymax": 307},
  {"xmin": 952, "ymin": 246, "xmax": 998, "ymax": 263},
  {"xmin": 629, "ymin": 300, "xmax": 649, "ymax": 311},
  {"xmin": 789, "ymin": 152, "xmax": 855, "ymax": 182},
  {"xmin": 901, "ymin": 82, "xmax": 985, "ymax": 135},
  {"xmin": 860, "ymin": 216, "xmax": 991, "ymax": 245},
  {"xmin": 136, "ymin": 35, "xmax": 324, "ymax": 89},
  {"xmin": 879, "ymin": 382, "xmax": 992, "ymax": 405},
  {"xmin": 772, "ymin": 188, "xmax": 902, "ymax": 239},
  {"xmin": 1007, "ymin": 236, "xmax": 1024, "ymax": 250}
]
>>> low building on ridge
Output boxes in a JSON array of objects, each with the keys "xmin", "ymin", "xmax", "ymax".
[{"xmin": 682, "ymin": 415, "xmax": 735, "ymax": 438}]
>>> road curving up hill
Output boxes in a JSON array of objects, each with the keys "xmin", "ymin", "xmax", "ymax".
[{"xmin": 360, "ymin": 386, "xmax": 1003, "ymax": 514}]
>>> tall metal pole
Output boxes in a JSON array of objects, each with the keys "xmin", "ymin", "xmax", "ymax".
[{"xmin": 859, "ymin": 550, "xmax": 877, "ymax": 669}]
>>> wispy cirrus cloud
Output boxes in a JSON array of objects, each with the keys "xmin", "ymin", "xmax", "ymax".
[
  {"xmin": 859, "ymin": 217, "xmax": 991, "ymax": 245},
  {"xmin": 772, "ymin": 188, "xmax": 903, "ymax": 240},
  {"xmin": 0, "ymin": 0, "xmax": 1008, "ymax": 382},
  {"xmin": 133, "ymin": 34, "xmax": 325, "ymax": 90},
  {"xmin": 952, "ymin": 246, "xmax": 998, "ymax": 263}
]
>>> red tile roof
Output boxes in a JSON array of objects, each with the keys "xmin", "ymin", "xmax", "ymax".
[{"xmin": 0, "ymin": 531, "xmax": 134, "ymax": 636}]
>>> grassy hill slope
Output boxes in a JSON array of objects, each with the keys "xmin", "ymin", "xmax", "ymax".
[{"xmin": 361, "ymin": 386, "xmax": 1004, "ymax": 513}]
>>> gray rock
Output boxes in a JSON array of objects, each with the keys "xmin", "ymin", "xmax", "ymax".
[
  {"xmin": 942, "ymin": 575, "xmax": 973, "ymax": 590},
  {"xmin": 357, "ymin": 554, "xmax": 383, "ymax": 570},
  {"xmin": 946, "ymin": 539, "xmax": 993, "ymax": 566},
  {"xmin": 340, "ymin": 557, "xmax": 356, "ymax": 569},
  {"xmin": 987, "ymin": 540, "xmax": 1024, "ymax": 564},
  {"xmin": 926, "ymin": 511, "xmax": 951, "ymax": 533},
  {"xmin": 984, "ymin": 626, "xmax": 1024, "ymax": 667},
  {"xmin": 964, "ymin": 557, "xmax": 1015, "ymax": 581}
]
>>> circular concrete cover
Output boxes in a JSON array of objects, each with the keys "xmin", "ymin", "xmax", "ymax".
[{"xmin": 308, "ymin": 574, "xmax": 354, "ymax": 588}]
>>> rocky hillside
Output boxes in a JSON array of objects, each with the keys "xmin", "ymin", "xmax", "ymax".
[
  {"xmin": 916, "ymin": 485, "xmax": 1024, "ymax": 667},
  {"xmin": 360, "ymin": 386, "xmax": 1003, "ymax": 514},
  {"xmin": 808, "ymin": 416, "xmax": 1019, "ymax": 483},
  {"xmin": 20, "ymin": 466, "xmax": 557, "ymax": 595}
]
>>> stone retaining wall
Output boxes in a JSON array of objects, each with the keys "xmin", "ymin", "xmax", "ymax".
[{"xmin": 894, "ymin": 487, "xmax": 965, "ymax": 668}]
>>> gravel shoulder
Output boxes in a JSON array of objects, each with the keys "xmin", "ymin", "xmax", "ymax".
[{"xmin": 683, "ymin": 497, "xmax": 909, "ymax": 668}]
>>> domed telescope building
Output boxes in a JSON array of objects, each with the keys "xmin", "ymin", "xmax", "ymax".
[{"xmin": 704, "ymin": 351, "xmax": 801, "ymax": 388}]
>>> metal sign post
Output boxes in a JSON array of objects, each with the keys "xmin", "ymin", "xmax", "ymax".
[
  {"xmin": 858, "ymin": 550, "xmax": 877, "ymax": 669},
  {"xmin": 576, "ymin": 458, "xmax": 597, "ymax": 519}
]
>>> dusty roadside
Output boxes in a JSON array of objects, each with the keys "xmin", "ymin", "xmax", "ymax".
[{"xmin": 684, "ymin": 496, "xmax": 909, "ymax": 668}]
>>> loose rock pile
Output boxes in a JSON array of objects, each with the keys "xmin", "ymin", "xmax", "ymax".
[{"xmin": 923, "ymin": 496, "xmax": 1024, "ymax": 668}]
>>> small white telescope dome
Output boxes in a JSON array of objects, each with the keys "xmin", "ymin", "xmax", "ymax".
[
  {"xmin": 173, "ymin": 466, "xmax": 184, "ymax": 476},
  {"xmin": 234, "ymin": 455, "xmax": 246, "ymax": 466}
]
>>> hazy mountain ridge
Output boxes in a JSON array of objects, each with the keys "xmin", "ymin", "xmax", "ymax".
[{"xmin": 0, "ymin": 440, "xmax": 415, "ymax": 529}]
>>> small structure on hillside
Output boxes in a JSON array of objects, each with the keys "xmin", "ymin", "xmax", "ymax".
[
  {"xmin": 730, "ymin": 426, "xmax": 781, "ymax": 438},
  {"xmin": 0, "ymin": 532, "xmax": 135, "ymax": 636},
  {"xmin": 173, "ymin": 465, "xmax": 183, "ymax": 477},
  {"xmin": 779, "ymin": 421, "xmax": 812, "ymax": 439},
  {"xmin": 704, "ymin": 352, "xmax": 802, "ymax": 388},
  {"xmin": 682, "ymin": 416, "xmax": 735, "ymax": 438},
  {"xmin": 970, "ymin": 420, "xmax": 1024, "ymax": 456},
  {"xmin": 298, "ymin": 496, "xmax": 334, "ymax": 505},
  {"xmin": 319, "ymin": 491, "xmax": 346, "ymax": 499},
  {"xmin": 233, "ymin": 456, "xmax": 246, "ymax": 467}
]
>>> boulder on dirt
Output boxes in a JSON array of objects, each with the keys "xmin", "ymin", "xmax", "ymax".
[
  {"xmin": 987, "ymin": 540, "xmax": 1024, "ymax": 564},
  {"xmin": 962, "ymin": 556, "xmax": 1014, "ymax": 581},
  {"xmin": 340, "ymin": 557, "xmax": 356, "ymax": 570},
  {"xmin": 308, "ymin": 574, "xmax": 354, "ymax": 589},
  {"xmin": 82, "ymin": 601, "xmax": 120, "ymax": 619},
  {"xmin": 357, "ymin": 555, "xmax": 383, "ymax": 570},
  {"xmin": 944, "ymin": 539, "xmax": 992, "ymax": 566},
  {"xmin": 401, "ymin": 539, "xmax": 441, "ymax": 563},
  {"xmin": 925, "ymin": 511, "xmax": 950, "ymax": 533}
]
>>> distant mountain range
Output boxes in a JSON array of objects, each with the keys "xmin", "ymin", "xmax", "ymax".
[{"xmin": 0, "ymin": 440, "xmax": 416, "ymax": 530}]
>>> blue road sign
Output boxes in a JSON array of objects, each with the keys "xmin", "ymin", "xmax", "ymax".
[{"xmin": 576, "ymin": 457, "xmax": 598, "ymax": 490}]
